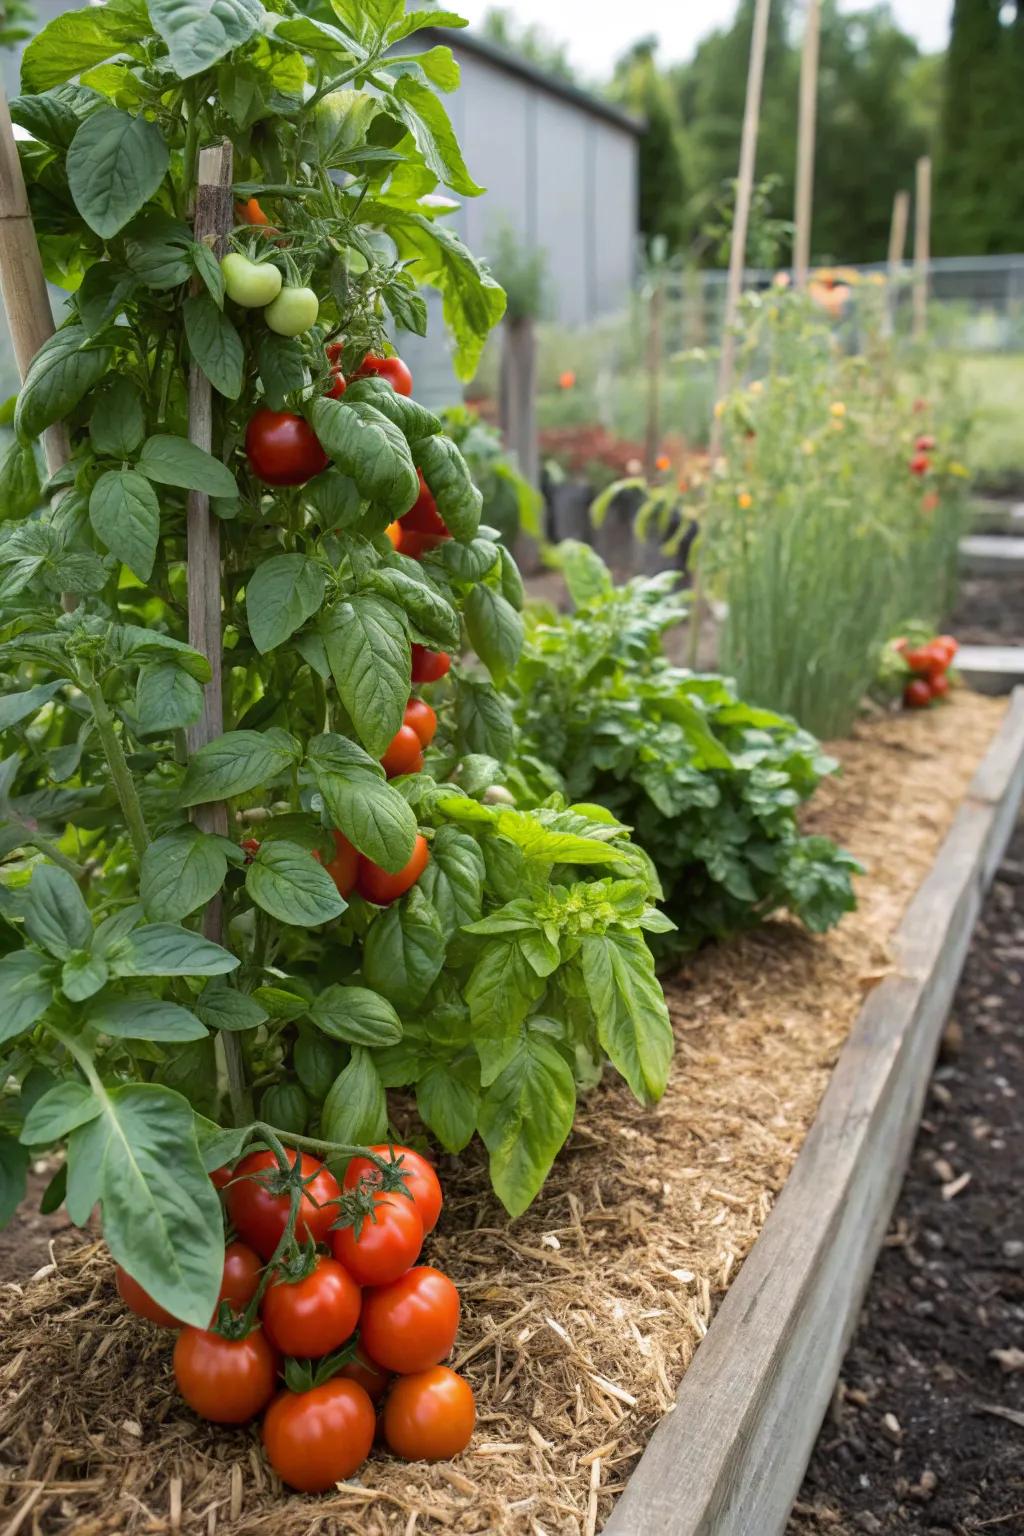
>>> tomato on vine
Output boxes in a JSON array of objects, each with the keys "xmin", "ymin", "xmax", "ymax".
[
  {"xmin": 115, "ymin": 1265, "xmax": 180, "ymax": 1328},
  {"xmin": 331, "ymin": 1189, "xmax": 424, "ymax": 1286},
  {"xmin": 384, "ymin": 1366, "xmax": 476, "ymax": 1461},
  {"xmin": 235, "ymin": 196, "xmax": 271, "ymax": 228},
  {"xmin": 323, "ymin": 829, "xmax": 358, "ymax": 896},
  {"xmin": 354, "ymin": 353, "xmax": 413, "ymax": 396},
  {"xmin": 411, "ymin": 645, "xmax": 452, "ymax": 683},
  {"xmin": 173, "ymin": 1326, "xmax": 278, "ymax": 1423},
  {"xmin": 219, "ymin": 1242, "xmax": 263, "ymax": 1313},
  {"xmin": 326, "ymin": 369, "xmax": 347, "ymax": 399},
  {"xmin": 380, "ymin": 724, "xmax": 424, "ymax": 779},
  {"xmin": 356, "ymin": 835, "xmax": 430, "ymax": 905},
  {"xmin": 245, "ymin": 410, "xmax": 328, "ymax": 487},
  {"xmin": 359, "ymin": 1266, "xmax": 460, "ymax": 1374},
  {"xmin": 264, "ymin": 285, "xmax": 319, "ymax": 338},
  {"xmin": 344, "ymin": 1144, "xmax": 443, "ymax": 1234},
  {"xmin": 402, "ymin": 473, "xmax": 449, "ymax": 540},
  {"xmin": 263, "ymin": 1379, "xmax": 376, "ymax": 1493},
  {"xmin": 260, "ymin": 1255, "xmax": 361, "ymax": 1358},
  {"xmin": 903, "ymin": 678, "xmax": 932, "ymax": 709},
  {"xmin": 221, "ymin": 252, "xmax": 282, "ymax": 308},
  {"xmin": 227, "ymin": 1148, "xmax": 340, "ymax": 1260},
  {"xmin": 403, "ymin": 699, "xmax": 437, "ymax": 749}
]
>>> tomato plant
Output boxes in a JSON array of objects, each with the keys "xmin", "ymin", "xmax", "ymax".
[
  {"xmin": 403, "ymin": 700, "xmax": 438, "ymax": 749},
  {"xmin": 344, "ymin": 1144, "xmax": 443, "ymax": 1234},
  {"xmin": 331, "ymin": 1189, "xmax": 424, "ymax": 1286},
  {"xmin": 221, "ymin": 252, "xmax": 282, "ymax": 308},
  {"xmin": 354, "ymin": 354, "xmax": 414, "ymax": 397},
  {"xmin": 380, "ymin": 724, "xmax": 425, "ymax": 780},
  {"xmin": 263, "ymin": 1379, "xmax": 376, "ymax": 1493},
  {"xmin": 359, "ymin": 1266, "xmax": 460, "ymax": 1374},
  {"xmin": 260, "ymin": 1255, "xmax": 361, "ymax": 1358},
  {"xmin": 244, "ymin": 409, "xmax": 329, "ymax": 487},
  {"xmin": 356, "ymin": 834, "xmax": 430, "ymax": 906},
  {"xmin": 384, "ymin": 1366, "xmax": 476, "ymax": 1461},
  {"xmin": 228, "ymin": 1149, "xmax": 340, "ymax": 1260}
]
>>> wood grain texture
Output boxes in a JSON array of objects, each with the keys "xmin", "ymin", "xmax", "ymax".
[
  {"xmin": 0, "ymin": 83, "xmax": 71, "ymax": 474},
  {"xmin": 605, "ymin": 689, "xmax": 1024, "ymax": 1536}
]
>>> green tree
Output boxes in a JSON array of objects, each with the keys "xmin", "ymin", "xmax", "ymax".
[
  {"xmin": 478, "ymin": 6, "xmax": 576, "ymax": 82},
  {"xmin": 611, "ymin": 37, "xmax": 693, "ymax": 256}
]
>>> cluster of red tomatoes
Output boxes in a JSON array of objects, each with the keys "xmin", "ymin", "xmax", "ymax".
[
  {"xmin": 909, "ymin": 433, "xmax": 937, "ymax": 478},
  {"xmin": 898, "ymin": 633, "xmax": 958, "ymax": 709},
  {"xmin": 386, "ymin": 470, "xmax": 453, "ymax": 560},
  {"xmin": 115, "ymin": 1144, "xmax": 475, "ymax": 1493}
]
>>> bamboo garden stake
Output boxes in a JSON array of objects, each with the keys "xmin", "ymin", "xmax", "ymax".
[
  {"xmin": 914, "ymin": 156, "xmax": 932, "ymax": 341},
  {"xmin": 793, "ymin": 0, "xmax": 822, "ymax": 292}
]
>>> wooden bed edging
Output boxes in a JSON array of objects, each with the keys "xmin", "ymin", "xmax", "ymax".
[{"xmin": 605, "ymin": 689, "xmax": 1024, "ymax": 1536}]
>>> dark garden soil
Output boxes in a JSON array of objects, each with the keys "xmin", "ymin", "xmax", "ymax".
[
  {"xmin": 789, "ymin": 823, "xmax": 1024, "ymax": 1536},
  {"xmin": 950, "ymin": 576, "xmax": 1024, "ymax": 649}
]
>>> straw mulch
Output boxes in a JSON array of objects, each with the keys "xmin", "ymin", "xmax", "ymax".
[{"xmin": 0, "ymin": 691, "xmax": 1006, "ymax": 1536}]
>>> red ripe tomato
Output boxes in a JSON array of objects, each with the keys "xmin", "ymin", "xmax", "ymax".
[
  {"xmin": 383, "ymin": 1366, "xmax": 476, "ymax": 1461},
  {"xmin": 394, "ymin": 525, "xmax": 444, "ymax": 560},
  {"xmin": 411, "ymin": 645, "xmax": 451, "ymax": 684},
  {"xmin": 935, "ymin": 634, "xmax": 958, "ymax": 665},
  {"xmin": 402, "ymin": 473, "xmax": 449, "ymax": 538},
  {"xmin": 354, "ymin": 353, "xmax": 413, "ymax": 396},
  {"xmin": 930, "ymin": 672, "xmax": 951, "ymax": 698},
  {"xmin": 245, "ymin": 410, "xmax": 328, "ymax": 487},
  {"xmin": 356, "ymin": 834, "xmax": 430, "ymax": 906},
  {"xmin": 903, "ymin": 678, "xmax": 933, "ymax": 710},
  {"xmin": 909, "ymin": 453, "xmax": 931, "ymax": 477},
  {"xmin": 338, "ymin": 1349, "xmax": 390, "ymax": 1403},
  {"xmin": 219, "ymin": 1242, "xmax": 262, "ymax": 1314},
  {"xmin": 331, "ymin": 1190, "xmax": 424, "ymax": 1287},
  {"xmin": 326, "ymin": 368, "xmax": 347, "ymax": 400},
  {"xmin": 326, "ymin": 341, "xmax": 345, "ymax": 365},
  {"xmin": 324, "ymin": 829, "xmax": 358, "ymax": 897},
  {"xmin": 915, "ymin": 433, "xmax": 936, "ymax": 452},
  {"xmin": 260, "ymin": 1255, "xmax": 361, "ymax": 1358},
  {"xmin": 403, "ymin": 699, "xmax": 437, "ymax": 749},
  {"xmin": 116, "ymin": 1265, "xmax": 180, "ymax": 1328},
  {"xmin": 381, "ymin": 724, "xmax": 424, "ymax": 779},
  {"xmin": 904, "ymin": 643, "xmax": 943, "ymax": 678},
  {"xmin": 359, "ymin": 1266, "xmax": 460, "ymax": 1375},
  {"xmin": 173, "ymin": 1325, "xmax": 278, "ymax": 1423},
  {"xmin": 210, "ymin": 1164, "xmax": 234, "ymax": 1192},
  {"xmin": 263, "ymin": 1379, "xmax": 375, "ymax": 1493},
  {"xmin": 344, "ymin": 1145, "xmax": 443, "ymax": 1235},
  {"xmin": 228, "ymin": 1148, "xmax": 340, "ymax": 1260}
]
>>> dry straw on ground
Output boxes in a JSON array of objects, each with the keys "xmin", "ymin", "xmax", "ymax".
[{"xmin": 0, "ymin": 691, "xmax": 1006, "ymax": 1536}]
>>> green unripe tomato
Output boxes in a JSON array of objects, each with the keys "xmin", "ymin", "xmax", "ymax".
[
  {"xmin": 259, "ymin": 1081, "xmax": 309, "ymax": 1135},
  {"xmin": 221, "ymin": 252, "xmax": 283, "ymax": 308},
  {"xmin": 264, "ymin": 285, "xmax": 319, "ymax": 337}
]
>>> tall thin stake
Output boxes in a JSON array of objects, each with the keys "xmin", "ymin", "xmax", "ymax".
[
  {"xmin": 0, "ymin": 83, "xmax": 69, "ymax": 475},
  {"xmin": 690, "ymin": 0, "xmax": 772, "ymax": 666},
  {"xmin": 792, "ymin": 0, "xmax": 822, "ymax": 292},
  {"xmin": 913, "ymin": 155, "xmax": 932, "ymax": 342},
  {"xmin": 188, "ymin": 142, "xmax": 252, "ymax": 1126},
  {"xmin": 643, "ymin": 273, "xmax": 664, "ymax": 480},
  {"xmin": 886, "ymin": 188, "xmax": 910, "ymax": 335}
]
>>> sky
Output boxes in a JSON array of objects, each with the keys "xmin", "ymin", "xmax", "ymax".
[{"xmin": 452, "ymin": 1, "xmax": 954, "ymax": 77}]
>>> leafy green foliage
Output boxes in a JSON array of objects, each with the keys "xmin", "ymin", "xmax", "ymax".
[{"xmin": 509, "ymin": 547, "xmax": 861, "ymax": 952}]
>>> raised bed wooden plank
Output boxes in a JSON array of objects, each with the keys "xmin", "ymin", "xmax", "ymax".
[
  {"xmin": 957, "ymin": 644, "xmax": 1024, "ymax": 696},
  {"xmin": 606, "ymin": 689, "xmax": 1024, "ymax": 1536},
  {"xmin": 958, "ymin": 533, "xmax": 1024, "ymax": 575},
  {"xmin": 971, "ymin": 500, "xmax": 1024, "ymax": 536}
]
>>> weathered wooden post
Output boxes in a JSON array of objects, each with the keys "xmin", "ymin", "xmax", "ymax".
[
  {"xmin": 792, "ymin": 0, "xmax": 822, "ymax": 292},
  {"xmin": 913, "ymin": 155, "xmax": 932, "ymax": 341},
  {"xmin": 886, "ymin": 188, "xmax": 910, "ymax": 334}
]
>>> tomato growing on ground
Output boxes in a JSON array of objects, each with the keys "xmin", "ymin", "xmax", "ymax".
[
  {"xmin": 245, "ymin": 410, "xmax": 328, "ymax": 487},
  {"xmin": 323, "ymin": 829, "xmax": 358, "ymax": 896},
  {"xmin": 221, "ymin": 252, "xmax": 282, "ymax": 308},
  {"xmin": 356, "ymin": 835, "xmax": 429, "ymax": 905},
  {"xmin": 904, "ymin": 678, "xmax": 933, "ymax": 709},
  {"xmin": 331, "ymin": 1190, "xmax": 424, "ymax": 1286},
  {"xmin": 338, "ymin": 1350, "xmax": 390, "ymax": 1402},
  {"xmin": 116, "ymin": 1265, "xmax": 180, "ymax": 1328},
  {"xmin": 410, "ymin": 645, "xmax": 451, "ymax": 683},
  {"xmin": 359, "ymin": 1266, "xmax": 460, "ymax": 1374},
  {"xmin": 380, "ymin": 724, "xmax": 424, "ymax": 779},
  {"xmin": 383, "ymin": 1366, "xmax": 476, "ymax": 1461},
  {"xmin": 264, "ymin": 285, "xmax": 319, "ymax": 338},
  {"xmin": 263, "ymin": 1379, "xmax": 376, "ymax": 1492},
  {"xmin": 173, "ymin": 1326, "xmax": 278, "ymax": 1423},
  {"xmin": 354, "ymin": 353, "xmax": 413, "ymax": 396},
  {"xmin": 344, "ymin": 1145, "xmax": 443, "ymax": 1234},
  {"xmin": 403, "ymin": 699, "xmax": 437, "ymax": 749},
  {"xmin": 218, "ymin": 1242, "xmax": 263, "ymax": 1313},
  {"xmin": 930, "ymin": 672, "xmax": 950, "ymax": 698},
  {"xmin": 228, "ymin": 1148, "xmax": 341, "ymax": 1259},
  {"xmin": 260, "ymin": 1255, "xmax": 361, "ymax": 1358}
]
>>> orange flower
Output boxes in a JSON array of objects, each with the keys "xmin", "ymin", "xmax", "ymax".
[
  {"xmin": 558, "ymin": 370, "xmax": 576, "ymax": 390},
  {"xmin": 655, "ymin": 453, "xmax": 671, "ymax": 472},
  {"xmin": 737, "ymin": 491, "xmax": 753, "ymax": 511}
]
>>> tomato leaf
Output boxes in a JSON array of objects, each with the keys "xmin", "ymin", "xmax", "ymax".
[
  {"xmin": 342, "ymin": 377, "xmax": 441, "ymax": 443},
  {"xmin": 0, "ymin": 438, "xmax": 42, "ymax": 519},
  {"xmin": 310, "ymin": 398, "xmax": 419, "ymax": 520},
  {"xmin": 137, "ymin": 434, "xmax": 238, "ymax": 497},
  {"xmin": 320, "ymin": 597, "xmax": 410, "ymax": 758},
  {"xmin": 246, "ymin": 840, "xmax": 346, "ymax": 927},
  {"xmin": 309, "ymin": 984, "xmax": 403, "ymax": 1047},
  {"xmin": 413, "ymin": 433, "xmax": 482, "ymax": 542},
  {"xmin": 183, "ymin": 292, "xmax": 243, "ymax": 399},
  {"xmin": 387, "ymin": 77, "xmax": 482, "ymax": 197},
  {"xmin": 179, "ymin": 728, "xmax": 301, "ymax": 806},
  {"xmin": 135, "ymin": 663, "xmax": 204, "ymax": 733},
  {"xmin": 579, "ymin": 931, "xmax": 673, "ymax": 1104},
  {"xmin": 246, "ymin": 554, "xmax": 326, "ymax": 655},
  {"xmin": 20, "ymin": 1081, "xmax": 102, "ymax": 1146},
  {"xmin": 24, "ymin": 864, "xmax": 93, "ymax": 959},
  {"xmin": 21, "ymin": 4, "xmax": 143, "ymax": 94},
  {"xmin": 140, "ymin": 828, "xmax": 228, "ymax": 922},
  {"xmin": 90, "ymin": 376, "xmax": 146, "ymax": 458},
  {"xmin": 67, "ymin": 107, "xmax": 169, "ymax": 238},
  {"xmin": 14, "ymin": 325, "xmax": 112, "ymax": 441},
  {"xmin": 0, "ymin": 679, "xmax": 68, "ymax": 732},
  {"xmin": 147, "ymin": 0, "xmax": 262, "ymax": 78},
  {"xmin": 478, "ymin": 1033, "xmax": 576, "ymax": 1218},
  {"xmin": 321, "ymin": 1047, "xmax": 387, "ymax": 1147}
]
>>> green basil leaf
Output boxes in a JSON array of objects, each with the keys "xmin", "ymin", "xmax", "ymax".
[
  {"xmin": 321, "ymin": 1047, "xmax": 387, "ymax": 1147},
  {"xmin": 60, "ymin": 952, "xmax": 109, "ymax": 1002},
  {"xmin": 464, "ymin": 584, "xmax": 523, "ymax": 686},
  {"xmin": 580, "ymin": 930, "xmax": 673, "ymax": 1103},
  {"xmin": 479, "ymin": 1033, "xmax": 575, "ymax": 1217},
  {"xmin": 194, "ymin": 983, "xmax": 268, "ymax": 1032},
  {"xmin": 413, "ymin": 433, "xmax": 482, "ymax": 542},
  {"xmin": 140, "ymin": 828, "xmax": 228, "ymax": 922},
  {"xmin": 179, "ymin": 728, "xmax": 300, "ymax": 806},
  {"xmin": 24, "ymin": 864, "xmax": 92, "ymax": 958},
  {"xmin": 321, "ymin": 597, "xmax": 410, "ymax": 757},
  {"xmin": 89, "ymin": 469, "xmax": 160, "ymax": 581},
  {"xmin": 109, "ymin": 923, "xmax": 239, "ymax": 978},
  {"xmin": 0, "ymin": 438, "xmax": 42, "ymax": 519},
  {"xmin": 255, "ymin": 331, "xmax": 308, "ymax": 410},
  {"xmin": 308, "ymin": 733, "xmax": 417, "ymax": 873},
  {"xmin": 183, "ymin": 292, "xmax": 243, "ymax": 399},
  {"xmin": 137, "ymin": 434, "xmax": 237, "ymax": 497},
  {"xmin": 0, "ymin": 1134, "xmax": 29, "ymax": 1226},
  {"xmin": 369, "ymin": 568, "xmax": 460, "ymax": 650},
  {"xmin": 190, "ymin": 240, "xmax": 224, "ymax": 306},
  {"xmin": 246, "ymin": 554, "xmax": 326, "ymax": 655},
  {"xmin": 294, "ymin": 1024, "xmax": 344, "ymax": 1098},
  {"xmin": 246, "ymin": 840, "xmax": 346, "ymax": 927},
  {"xmin": 455, "ymin": 677, "xmax": 516, "ymax": 760},
  {"xmin": 362, "ymin": 886, "xmax": 444, "ymax": 1009},
  {"xmin": 88, "ymin": 994, "xmax": 209, "ymax": 1041},
  {"xmin": 90, "ymin": 375, "xmax": 146, "ymax": 458},
  {"xmin": 465, "ymin": 936, "xmax": 545, "ymax": 1085},
  {"xmin": 309, "ymin": 984, "xmax": 403, "ymax": 1046},
  {"xmin": 418, "ymin": 825, "xmax": 485, "ymax": 937},
  {"xmin": 123, "ymin": 210, "xmax": 193, "ymax": 289},
  {"xmin": 136, "ymin": 663, "xmax": 204, "ymax": 733},
  {"xmin": 67, "ymin": 107, "xmax": 169, "ymax": 238},
  {"xmin": 14, "ymin": 325, "xmax": 111, "ymax": 441},
  {"xmin": 343, "ymin": 377, "xmax": 441, "ymax": 442},
  {"xmin": 310, "ymin": 398, "xmax": 419, "ymax": 520},
  {"xmin": 416, "ymin": 1057, "xmax": 478, "ymax": 1153},
  {"xmin": 20, "ymin": 1080, "xmax": 101, "ymax": 1145}
]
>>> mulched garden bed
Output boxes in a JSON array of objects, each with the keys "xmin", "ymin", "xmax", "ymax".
[
  {"xmin": 0, "ymin": 692, "xmax": 1009, "ymax": 1536},
  {"xmin": 789, "ymin": 820, "xmax": 1024, "ymax": 1536}
]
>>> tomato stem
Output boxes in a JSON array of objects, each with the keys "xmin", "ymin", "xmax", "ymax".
[{"xmin": 78, "ymin": 666, "xmax": 151, "ymax": 858}]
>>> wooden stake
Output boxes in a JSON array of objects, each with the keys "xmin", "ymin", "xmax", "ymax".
[
  {"xmin": 886, "ymin": 188, "xmax": 910, "ymax": 335},
  {"xmin": 0, "ymin": 83, "xmax": 70, "ymax": 475},
  {"xmin": 188, "ymin": 141, "xmax": 252, "ymax": 1125},
  {"xmin": 913, "ymin": 155, "xmax": 931, "ymax": 341},
  {"xmin": 643, "ymin": 274, "xmax": 664, "ymax": 480},
  {"xmin": 792, "ymin": 0, "xmax": 821, "ymax": 292}
]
